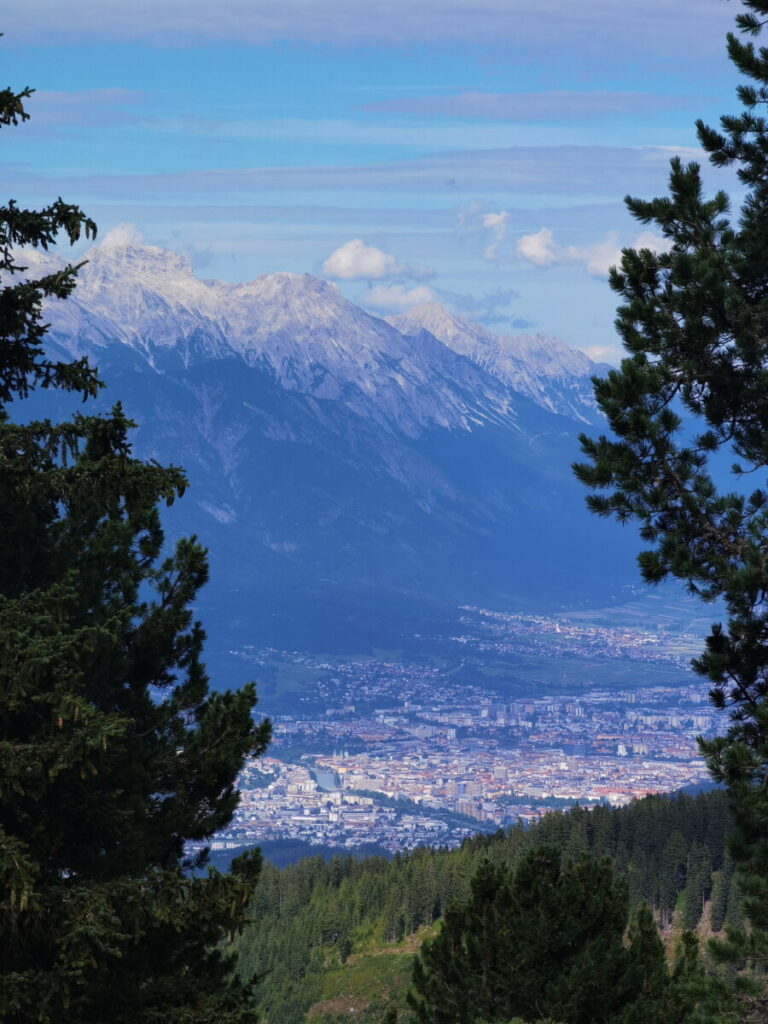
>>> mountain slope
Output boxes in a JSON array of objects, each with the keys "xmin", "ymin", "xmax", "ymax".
[
  {"xmin": 390, "ymin": 302, "xmax": 605, "ymax": 424},
  {"xmin": 17, "ymin": 241, "xmax": 636, "ymax": 654},
  {"xmin": 236, "ymin": 790, "xmax": 733, "ymax": 1024}
]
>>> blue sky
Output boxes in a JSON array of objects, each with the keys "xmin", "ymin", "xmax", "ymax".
[{"xmin": 1, "ymin": 0, "xmax": 745, "ymax": 361}]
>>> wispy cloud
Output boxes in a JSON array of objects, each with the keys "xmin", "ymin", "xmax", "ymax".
[
  {"xmin": 516, "ymin": 227, "xmax": 670, "ymax": 277},
  {"xmin": 367, "ymin": 91, "xmax": 693, "ymax": 121},
  {"xmin": 438, "ymin": 286, "xmax": 520, "ymax": 325},
  {"xmin": 35, "ymin": 88, "xmax": 146, "ymax": 107},
  {"xmin": 6, "ymin": 145, "xmax": 710, "ymax": 202},
  {"xmin": 481, "ymin": 211, "xmax": 508, "ymax": 262},
  {"xmin": 158, "ymin": 116, "xmax": 545, "ymax": 151},
  {"xmin": 21, "ymin": 88, "xmax": 148, "ymax": 129},
  {"xmin": 6, "ymin": 0, "xmax": 731, "ymax": 61}
]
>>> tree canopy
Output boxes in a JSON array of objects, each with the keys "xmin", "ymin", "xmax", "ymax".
[
  {"xmin": 233, "ymin": 790, "xmax": 732, "ymax": 1024},
  {"xmin": 408, "ymin": 847, "xmax": 689, "ymax": 1024},
  {"xmin": 0, "ymin": 81, "xmax": 270, "ymax": 1022},
  {"xmin": 573, "ymin": 0, "xmax": 768, "ymax": 999}
]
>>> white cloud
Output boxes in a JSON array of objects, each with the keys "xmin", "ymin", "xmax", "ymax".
[
  {"xmin": 322, "ymin": 239, "xmax": 400, "ymax": 280},
  {"xmin": 483, "ymin": 211, "xmax": 507, "ymax": 232},
  {"xmin": 580, "ymin": 344, "xmax": 624, "ymax": 366},
  {"xmin": 98, "ymin": 223, "xmax": 145, "ymax": 248},
  {"xmin": 567, "ymin": 230, "xmax": 671, "ymax": 277},
  {"xmin": 517, "ymin": 227, "xmax": 670, "ymax": 277},
  {"xmin": 456, "ymin": 203, "xmax": 515, "ymax": 262},
  {"xmin": 321, "ymin": 238, "xmax": 432, "ymax": 281},
  {"xmin": 357, "ymin": 282, "xmax": 436, "ymax": 313},
  {"xmin": 482, "ymin": 211, "xmax": 508, "ymax": 261},
  {"xmin": 633, "ymin": 230, "xmax": 672, "ymax": 251},
  {"xmin": 517, "ymin": 227, "xmax": 557, "ymax": 267},
  {"xmin": 565, "ymin": 232, "xmax": 622, "ymax": 277}
]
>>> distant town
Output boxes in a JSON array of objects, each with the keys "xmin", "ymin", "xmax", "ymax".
[{"xmin": 207, "ymin": 610, "xmax": 719, "ymax": 855}]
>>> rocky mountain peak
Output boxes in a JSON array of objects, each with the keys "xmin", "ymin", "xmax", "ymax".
[
  {"xmin": 31, "ymin": 239, "xmax": 602, "ymax": 429},
  {"xmin": 389, "ymin": 301, "xmax": 602, "ymax": 423}
]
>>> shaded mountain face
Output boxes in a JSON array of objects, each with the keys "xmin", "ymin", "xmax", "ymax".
[{"xmin": 20, "ymin": 242, "xmax": 636, "ymax": 656}]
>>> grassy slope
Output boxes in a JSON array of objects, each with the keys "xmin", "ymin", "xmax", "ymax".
[{"xmin": 305, "ymin": 927, "xmax": 432, "ymax": 1024}]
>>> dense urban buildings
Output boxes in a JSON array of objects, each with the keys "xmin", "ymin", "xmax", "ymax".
[{"xmin": 207, "ymin": 611, "xmax": 715, "ymax": 853}]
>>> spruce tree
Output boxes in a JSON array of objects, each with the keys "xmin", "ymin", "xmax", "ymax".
[
  {"xmin": 0, "ymin": 81, "xmax": 270, "ymax": 1022},
  {"xmin": 408, "ymin": 847, "xmax": 686, "ymax": 1024},
  {"xmin": 573, "ymin": 0, "xmax": 768, "ymax": 1000}
]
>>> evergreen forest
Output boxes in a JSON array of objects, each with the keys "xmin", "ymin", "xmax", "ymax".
[{"xmin": 236, "ymin": 790, "xmax": 743, "ymax": 1024}]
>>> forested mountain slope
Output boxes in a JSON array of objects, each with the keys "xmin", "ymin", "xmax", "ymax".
[{"xmin": 236, "ymin": 790, "xmax": 738, "ymax": 1024}]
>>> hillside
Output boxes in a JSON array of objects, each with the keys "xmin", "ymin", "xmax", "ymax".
[{"xmin": 236, "ymin": 789, "xmax": 739, "ymax": 1024}]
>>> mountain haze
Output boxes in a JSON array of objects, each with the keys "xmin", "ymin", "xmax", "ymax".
[{"xmin": 22, "ymin": 241, "xmax": 636, "ymax": 654}]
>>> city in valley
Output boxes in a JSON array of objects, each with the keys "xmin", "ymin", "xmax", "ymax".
[{"xmin": 208, "ymin": 604, "xmax": 721, "ymax": 856}]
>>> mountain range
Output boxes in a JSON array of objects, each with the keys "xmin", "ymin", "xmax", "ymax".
[{"xmin": 17, "ymin": 241, "xmax": 636, "ymax": 658}]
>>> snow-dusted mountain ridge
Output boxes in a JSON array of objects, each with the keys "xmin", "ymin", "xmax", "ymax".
[
  {"xmin": 389, "ymin": 303, "xmax": 604, "ymax": 423},
  {"xmin": 41, "ymin": 241, "xmax": 603, "ymax": 432},
  {"xmin": 23, "ymin": 240, "xmax": 633, "ymax": 652}
]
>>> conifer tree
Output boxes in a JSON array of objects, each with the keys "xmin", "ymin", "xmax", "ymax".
[
  {"xmin": 0, "ymin": 80, "xmax": 270, "ymax": 1022},
  {"xmin": 573, "ymin": 0, "xmax": 768, "ymax": 995},
  {"xmin": 408, "ymin": 847, "xmax": 686, "ymax": 1024}
]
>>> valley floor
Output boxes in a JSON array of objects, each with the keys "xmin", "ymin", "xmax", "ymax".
[{"xmin": 201, "ymin": 606, "xmax": 717, "ymax": 855}]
